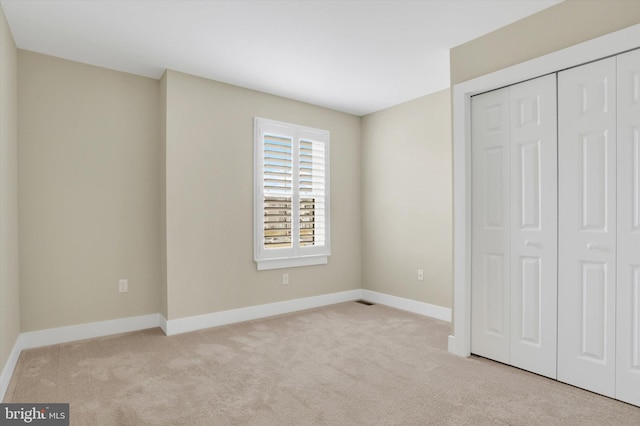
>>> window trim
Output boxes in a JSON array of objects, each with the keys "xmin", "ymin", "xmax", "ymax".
[{"xmin": 254, "ymin": 117, "xmax": 331, "ymax": 270}]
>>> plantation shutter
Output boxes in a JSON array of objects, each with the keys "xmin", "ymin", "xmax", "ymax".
[
  {"xmin": 263, "ymin": 135, "xmax": 293, "ymax": 249},
  {"xmin": 255, "ymin": 117, "xmax": 330, "ymax": 270},
  {"xmin": 299, "ymin": 139, "xmax": 326, "ymax": 247}
]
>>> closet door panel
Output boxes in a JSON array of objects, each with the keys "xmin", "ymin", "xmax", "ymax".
[
  {"xmin": 616, "ymin": 48, "xmax": 640, "ymax": 407},
  {"xmin": 471, "ymin": 88, "xmax": 511, "ymax": 363},
  {"xmin": 509, "ymin": 74, "xmax": 558, "ymax": 379},
  {"xmin": 558, "ymin": 57, "xmax": 617, "ymax": 397}
]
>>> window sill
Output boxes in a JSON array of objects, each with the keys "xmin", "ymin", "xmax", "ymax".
[{"xmin": 256, "ymin": 255, "xmax": 328, "ymax": 271}]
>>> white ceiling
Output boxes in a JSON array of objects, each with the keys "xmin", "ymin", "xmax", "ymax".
[{"xmin": 1, "ymin": 0, "xmax": 561, "ymax": 116}]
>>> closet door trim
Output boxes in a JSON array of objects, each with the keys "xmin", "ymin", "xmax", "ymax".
[{"xmin": 451, "ymin": 23, "xmax": 640, "ymax": 358}]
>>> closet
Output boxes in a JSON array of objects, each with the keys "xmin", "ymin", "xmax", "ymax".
[
  {"xmin": 470, "ymin": 48, "xmax": 640, "ymax": 407},
  {"xmin": 471, "ymin": 74, "xmax": 558, "ymax": 379}
]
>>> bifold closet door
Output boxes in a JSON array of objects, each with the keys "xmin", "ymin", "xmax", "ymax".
[
  {"xmin": 616, "ymin": 48, "xmax": 640, "ymax": 407},
  {"xmin": 471, "ymin": 75, "xmax": 558, "ymax": 378},
  {"xmin": 508, "ymin": 75, "xmax": 558, "ymax": 379},
  {"xmin": 558, "ymin": 57, "xmax": 617, "ymax": 398},
  {"xmin": 471, "ymin": 87, "xmax": 511, "ymax": 364}
]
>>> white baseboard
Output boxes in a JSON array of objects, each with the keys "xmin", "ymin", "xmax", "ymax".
[
  {"xmin": 164, "ymin": 290, "xmax": 362, "ymax": 335},
  {"xmin": 0, "ymin": 335, "xmax": 23, "ymax": 402},
  {"xmin": 1, "ymin": 289, "xmax": 451, "ymax": 400},
  {"xmin": 361, "ymin": 290, "xmax": 452, "ymax": 322},
  {"xmin": 159, "ymin": 314, "xmax": 168, "ymax": 335},
  {"xmin": 0, "ymin": 313, "xmax": 161, "ymax": 401},
  {"xmin": 164, "ymin": 289, "xmax": 451, "ymax": 335},
  {"xmin": 18, "ymin": 313, "xmax": 163, "ymax": 350}
]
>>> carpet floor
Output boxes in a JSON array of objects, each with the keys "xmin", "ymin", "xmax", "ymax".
[{"xmin": 4, "ymin": 302, "xmax": 640, "ymax": 425}]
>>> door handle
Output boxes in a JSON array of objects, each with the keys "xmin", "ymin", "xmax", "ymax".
[
  {"xmin": 524, "ymin": 240, "xmax": 537, "ymax": 247},
  {"xmin": 586, "ymin": 242, "xmax": 598, "ymax": 250}
]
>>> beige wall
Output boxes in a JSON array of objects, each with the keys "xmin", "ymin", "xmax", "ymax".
[
  {"xmin": 16, "ymin": 0, "xmax": 637, "ymax": 337},
  {"xmin": 451, "ymin": 0, "xmax": 640, "ymax": 85},
  {"xmin": 164, "ymin": 70, "xmax": 361, "ymax": 320},
  {"xmin": 0, "ymin": 6, "xmax": 19, "ymax": 374},
  {"xmin": 18, "ymin": 51, "xmax": 163, "ymax": 332},
  {"xmin": 361, "ymin": 90, "xmax": 452, "ymax": 308}
]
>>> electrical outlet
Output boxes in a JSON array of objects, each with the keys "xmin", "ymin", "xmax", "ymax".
[
  {"xmin": 417, "ymin": 269, "xmax": 424, "ymax": 281},
  {"xmin": 282, "ymin": 273, "xmax": 289, "ymax": 285},
  {"xmin": 119, "ymin": 279, "xmax": 128, "ymax": 293}
]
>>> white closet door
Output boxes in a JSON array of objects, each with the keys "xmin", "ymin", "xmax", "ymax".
[
  {"xmin": 471, "ymin": 87, "xmax": 511, "ymax": 363},
  {"xmin": 616, "ymin": 48, "xmax": 640, "ymax": 406},
  {"xmin": 558, "ymin": 57, "xmax": 617, "ymax": 397},
  {"xmin": 509, "ymin": 74, "xmax": 558, "ymax": 379}
]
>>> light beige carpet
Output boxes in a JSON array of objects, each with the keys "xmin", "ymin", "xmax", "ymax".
[{"xmin": 4, "ymin": 302, "xmax": 640, "ymax": 425}]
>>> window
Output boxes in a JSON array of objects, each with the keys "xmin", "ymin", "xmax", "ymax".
[{"xmin": 254, "ymin": 117, "xmax": 330, "ymax": 270}]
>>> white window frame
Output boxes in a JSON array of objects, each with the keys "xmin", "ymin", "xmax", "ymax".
[{"xmin": 254, "ymin": 117, "xmax": 331, "ymax": 270}]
